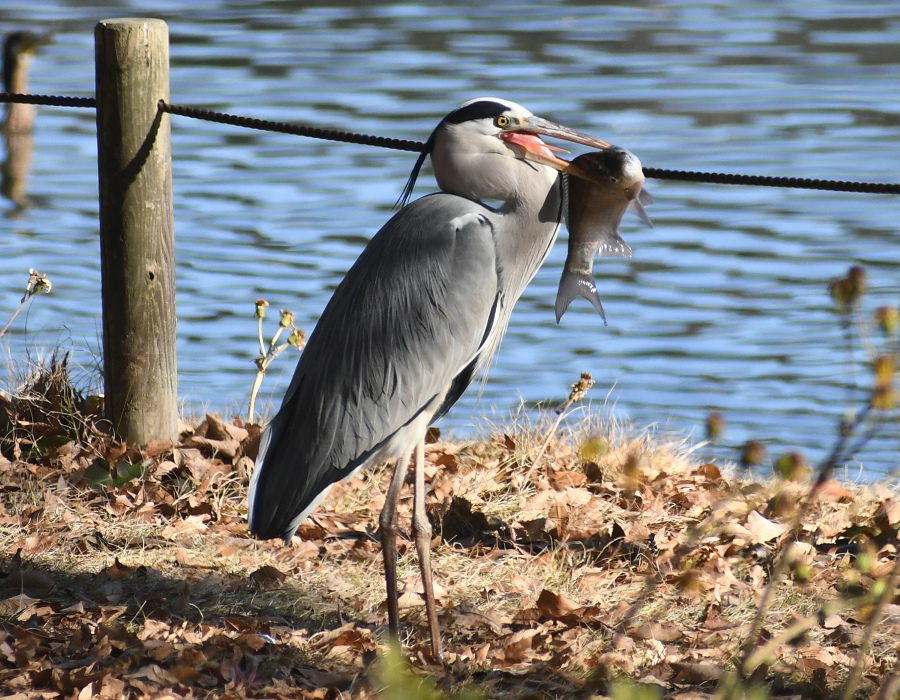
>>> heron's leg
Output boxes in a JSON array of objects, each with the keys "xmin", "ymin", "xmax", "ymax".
[
  {"xmin": 411, "ymin": 439, "xmax": 443, "ymax": 660},
  {"xmin": 379, "ymin": 448, "xmax": 412, "ymax": 642}
]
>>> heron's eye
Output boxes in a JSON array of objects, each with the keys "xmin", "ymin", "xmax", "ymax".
[{"xmin": 495, "ymin": 115, "xmax": 511, "ymax": 128}]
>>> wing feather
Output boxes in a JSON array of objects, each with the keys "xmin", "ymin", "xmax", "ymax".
[{"xmin": 249, "ymin": 195, "xmax": 499, "ymax": 540}]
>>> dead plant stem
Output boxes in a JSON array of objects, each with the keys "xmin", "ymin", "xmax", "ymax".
[
  {"xmin": 739, "ymin": 401, "xmax": 873, "ymax": 680},
  {"xmin": 839, "ymin": 551, "xmax": 900, "ymax": 700},
  {"xmin": 0, "ymin": 298, "xmax": 29, "ymax": 340},
  {"xmin": 524, "ymin": 398, "xmax": 573, "ymax": 481}
]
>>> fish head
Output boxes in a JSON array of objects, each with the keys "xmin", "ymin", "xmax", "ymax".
[
  {"xmin": 566, "ymin": 147, "xmax": 652, "ymax": 228},
  {"xmin": 568, "ymin": 147, "xmax": 645, "ymax": 198}
]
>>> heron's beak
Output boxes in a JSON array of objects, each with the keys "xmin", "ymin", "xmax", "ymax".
[
  {"xmin": 502, "ymin": 138, "xmax": 600, "ymax": 183},
  {"xmin": 27, "ymin": 33, "xmax": 54, "ymax": 52},
  {"xmin": 519, "ymin": 116, "xmax": 611, "ymax": 150},
  {"xmin": 501, "ymin": 115, "xmax": 612, "ymax": 174}
]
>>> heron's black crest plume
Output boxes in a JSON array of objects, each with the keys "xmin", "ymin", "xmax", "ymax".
[{"xmin": 396, "ymin": 131, "xmax": 434, "ymax": 209}]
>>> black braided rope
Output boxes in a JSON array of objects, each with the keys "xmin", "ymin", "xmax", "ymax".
[
  {"xmin": 642, "ymin": 167, "xmax": 900, "ymax": 195},
  {"xmin": 158, "ymin": 102, "xmax": 900, "ymax": 195},
  {"xmin": 159, "ymin": 100, "xmax": 425, "ymax": 153},
  {"xmin": 2, "ymin": 91, "xmax": 897, "ymax": 195},
  {"xmin": 0, "ymin": 92, "xmax": 95, "ymax": 108}
]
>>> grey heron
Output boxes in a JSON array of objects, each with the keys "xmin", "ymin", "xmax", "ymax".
[
  {"xmin": 3, "ymin": 31, "xmax": 50, "ymax": 134},
  {"xmin": 248, "ymin": 97, "xmax": 612, "ymax": 659},
  {"xmin": 3, "ymin": 31, "xmax": 51, "ymax": 209}
]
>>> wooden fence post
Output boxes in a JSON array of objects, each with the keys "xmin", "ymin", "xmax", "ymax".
[{"xmin": 95, "ymin": 18, "xmax": 178, "ymax": 445}]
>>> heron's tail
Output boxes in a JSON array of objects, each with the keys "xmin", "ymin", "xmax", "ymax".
[
  {"xmin": 247, "ymin": 419, "xmax": 269, "ymax": 523},
  {"xmin": 247, "ymin": 395, "xmax": 337, "ymax": 543},
  {"xmin": 247, "ymin": 409, "xmax": 282, "ymax": 537}
]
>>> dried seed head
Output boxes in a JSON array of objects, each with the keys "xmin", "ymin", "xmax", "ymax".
[
  {"xmin": 872, "ymin": 388, "xmax": 897, "ymax": 410},
  {"xmin": 705, "ymin": 411, "xmax": 725, "ymax": 443},
  {"xmin": 741, "ymin": 439, "xmax": 766, "ymax": 468},
  {"xmin": 828, "ymin": 265, "xmax": 868, "ymax": 313},
  {"xmin": 279, "ymin": 309, "xmax": 294, "ymax": 329},
  {"xmin": 254, "ymin": 299, "xmax": 269, "ymax": 320},
  {"xmin": 839, "ymin": 412, "xmax": 854, "ymax": 438},
  {"xmin": 617, "ymin": 451, "xmax": 647, "ymax": 493},
  {"xmin": 581, "ymin": 436, "xmax": 609, "ymax": 462},
  {"xmin": 23, "ymin": 268, "xmax": 51, "ymax": 302},
  {"xmin": 287, "ymin": 329, "xmax": 307, "ymax": 350},
  {"xmin": 773, "ymin": 451, "xmax": 809, "ymax": 482},
  {"xmin": 846, "ymin": 265, "xmax": 867, "ymax": 298},
  {"xmin": 567, "ymin": 372, "xmax": 594, "ymax": 403},
  {"xmin": 874, "ymin": 355, "xmax": 896, "ymax": 390},
  {"xmin": 873, "ymin": 354, "xmax": 897, "ymax": 409},
  {"xmin": 875, "ymin": 306, "xmax": 900, "ymax": 337}
]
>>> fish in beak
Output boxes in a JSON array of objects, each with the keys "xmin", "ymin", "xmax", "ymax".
[{"xmin": 553, "ymin": 147, "xmax": 653, "ymax": 324}]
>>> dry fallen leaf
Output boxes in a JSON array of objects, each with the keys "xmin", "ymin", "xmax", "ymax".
[
  {"xmin": 0, "ymin": 593, "xmax": 40, "ymax": 619},
  {"xmin": 670, "ymin": 661, "xmax": 725, "ymax": 683},
  {"xmin": 536, "ymin": 588, "xmax": 579, "ymax": 619},
  {"xmin": 745, "ymin": 510, "xmax": 787, "ymax": 543},
  {"xmin": 815, "ymin": 481, "xmax": 854, "ymax": 503},
  {"xmin": 627, "ymin": 621, "xmax": 683, "ymax": 642},
  {"xmin": 548, "ymin": 470, "xmax": 587, "ymax": 490},
  {"xmin": 249, "ymin": 564, "xmax": 287, "ymax": 587}
]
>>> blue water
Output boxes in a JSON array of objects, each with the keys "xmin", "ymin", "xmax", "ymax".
[{"xmin": 0, "ymin": 1, "xmax": 898, "ymax": 477}]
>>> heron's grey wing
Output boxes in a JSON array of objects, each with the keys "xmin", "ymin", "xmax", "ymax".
[{"xmin": 249, "ymin": 195, "xmax": 499, "ymax": 540}]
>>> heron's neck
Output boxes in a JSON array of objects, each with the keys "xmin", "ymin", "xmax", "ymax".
[
  {"xmin": 495, "ymin": 167, "xmax": 564, "ymax": 302},
  {"xmin": 4, "ymin": 60, "xmax": 35, "ymax": 133}
]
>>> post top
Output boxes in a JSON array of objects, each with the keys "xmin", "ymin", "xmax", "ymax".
[{"xmin": 97, "ymin": 18, "xmax": 169, "ymax": 29}]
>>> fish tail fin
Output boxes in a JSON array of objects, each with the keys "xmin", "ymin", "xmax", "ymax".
[{"xmin": 555, "ymin": 270, "xmax": 607, "ymax": 325}]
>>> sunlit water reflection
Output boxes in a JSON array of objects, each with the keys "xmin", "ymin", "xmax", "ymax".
[{"xmin": 0, "ymin": 1, "xmax": 898, "ymax": 477}]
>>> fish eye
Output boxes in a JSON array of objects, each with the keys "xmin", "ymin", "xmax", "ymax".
[{"xmin": 495, "ymin": 115, "xmax": 511, "ymax": 128}]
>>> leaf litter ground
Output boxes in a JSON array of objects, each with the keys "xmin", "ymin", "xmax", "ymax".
[{"xmin": 0, "ymin": 374, "xmax": 897, "ymax": 699}]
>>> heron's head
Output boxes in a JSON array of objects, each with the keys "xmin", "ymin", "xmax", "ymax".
[
  {"xmin": 4, "ymin": 31, "xmax": 52, "ymax": 93},
  {"xmin": 398, "ymin": 97, "xmax": 611, "ymax": 207}
]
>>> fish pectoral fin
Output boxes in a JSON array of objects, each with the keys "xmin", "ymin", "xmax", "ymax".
[
  {"xmin": 598, "ymin": 233, "xmax": 633, "ymax": 258},
  {"xmin": 630, "ymin": 190, "xmax": 654, "ymax": 228},
  {"xmin": 555, "ymin": 270, "xmax": 607, "ymax": 326}
]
